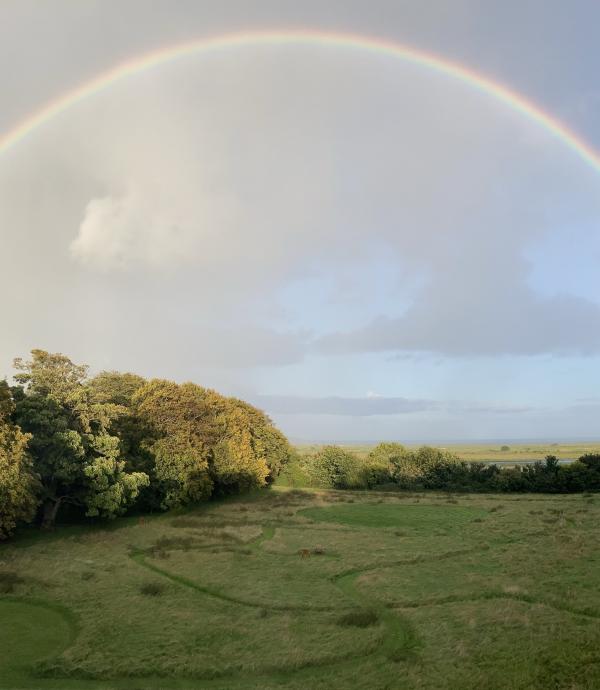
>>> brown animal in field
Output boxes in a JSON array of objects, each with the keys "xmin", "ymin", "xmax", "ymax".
[
  {"xmin": 298, "ymin": 548, "xmax": 311, "ymax": 559},
  {"xmin": 138, "ymin": 516, "xmax": 146, "ymax": 526}
]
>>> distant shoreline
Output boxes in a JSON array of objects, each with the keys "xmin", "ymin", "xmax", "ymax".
[{"xmin": 293, "ymin": 437, "xmax": 600, "ymax": 446}]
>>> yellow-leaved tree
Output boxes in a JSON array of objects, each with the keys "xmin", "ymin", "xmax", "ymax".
[{"xmin": 0, "ymin": 381, "xmax": 38, "ymax": 539}]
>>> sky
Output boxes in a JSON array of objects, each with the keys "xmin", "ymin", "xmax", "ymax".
[{"xmin": 1, "ymin": 0, "xmax": 600, "ymax": 442}]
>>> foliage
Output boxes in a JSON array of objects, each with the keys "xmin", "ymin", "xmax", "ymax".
[
  {"xmin": 300, "ymin": 443, "xmax": 600, "ymax": 495},
  {"xmin": 313, "ymin": 442, "xmax": 463, "ymax": 488},
  {"xmin": 337, "ymin": 610, "xmax": 379, "ymax": 628},
  {"xmin": 208, "ymin": 394, "xmax": 292, "ymax": 494},
  {"xmin": 272, "ymin": 449, "xmax": 311, "ymax": 488},
  {"xmin": 11, "ymin": 350, "xmax": 148, "ymax": 527},
  {"xmin": 0, "ymin": 348, "xmax": 294, "ymax": 537},
  {"xmin": 0, "ymin": 350, "xmax": 293, "ymax": 537},
  {"xmin": 88, "ymin": 371, "xmax": 146, "ymax": 407},
  {"xmin": 132, "ymin": 380, "xmax": 217, "ymax": 509},
  {"xmin": 88, "ymin": 371, "xmax": 157, "ymax": 507},
  {"xmin": 0, "ymin": 381, "xmax": 38, "ymax": 539},
  {"xmin": 306, "ymin": 446, "xmax": 365, "ymax": 489},
  {"xmin": 368, "ymin": 442, "xmax": 411, "ymax": 469},
  {"xmin": 132, "ymin": 380, "xmax": 293, "ymax": 508},
  {"xmin": 139, "ymin": 582, "xmax": 166, "ymax": 597}
]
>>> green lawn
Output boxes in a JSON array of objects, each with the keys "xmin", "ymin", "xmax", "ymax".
[
  {"xmin": 299, "ymin": 503, "xmax": 486, "ymax": 529},
  {"xmin": 1, "ymin": 488, "xmax": 599, "ymax": 689}
]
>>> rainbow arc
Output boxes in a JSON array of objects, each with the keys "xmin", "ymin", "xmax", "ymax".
[{"xmin": 1, "ymin": 29, "xmax": 599, "ymax": 174}]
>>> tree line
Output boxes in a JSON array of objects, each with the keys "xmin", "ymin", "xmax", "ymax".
[
  {"xmin": 0, "ymin": 349, "xmax": 292, "ymax": 539},
  {"xmin": 286, "ymin": 443, "xmax": 600, "ymax": 493}
]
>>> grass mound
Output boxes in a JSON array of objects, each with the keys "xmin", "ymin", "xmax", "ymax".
[{"xmin": 0, "ymin": 600, "xmax": 72, "ymax": 685}]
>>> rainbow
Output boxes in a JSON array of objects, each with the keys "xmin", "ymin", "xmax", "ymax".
[{"xmin": 1, "ymin": 28, "xmax": 599, "ymax": 173}]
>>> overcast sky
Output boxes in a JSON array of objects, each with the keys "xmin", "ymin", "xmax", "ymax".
[{"xmin": 1, "ymin": 1, "xmax": 600, "ymax": 441}]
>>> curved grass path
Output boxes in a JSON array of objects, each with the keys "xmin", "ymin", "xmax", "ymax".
[
  {"xmin": 131, "ymin": 524, "xmax": 349, "ymax": 612},
  {"xmin": 130, "ymin": 513, "xmax": 600, "ymax": 686},
  {"xmin": 129, "ymin": 524, "xmax": 494, "ymax": 679},
  {"xmin": 24, "ymin": 521, "xmax": 593, "ymax": 690},
  {"xmin": 7, "ymin": 495, "xmax": 597, "ymax": 688},
  {"xmin": 390, "ymin": 590, "xmax": 600, "ymax": 620}
]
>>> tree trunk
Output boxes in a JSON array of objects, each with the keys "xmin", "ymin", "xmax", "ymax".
[{"xmin": 41, "ymin": 498, "xmax": 62, "ymax": 530}]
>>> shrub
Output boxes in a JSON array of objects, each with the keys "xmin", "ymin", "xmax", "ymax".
[
  {"xmin": 307, "ymin": 446, "xmax": 364, "ymax": 489},
  {"xmin": 0, "ymin": 570, "xmax": 25, "ymax": 593},
  {"xmin": 359, "ymin": 458, "xmax": 393, "ymax": 489},
  {"xmin": 337, "ymin": 610, "xmax": 379, "ymax": 627},
  {"xmin": 140, "ymin": 582, "xmax": 166, "ymax": 596}
]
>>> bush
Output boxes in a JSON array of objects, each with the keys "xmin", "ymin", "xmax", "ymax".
[
  {"xmin": 337, "ymin": 609, "xmax": 379, "ymax": 627},
  {"xmin": 274, "ymin": 451, "xmax": 313, "ymax": 488},
  {"xmin": 359, "ymin": 459, "xmax": 393, "ymax": 489},
  {"xmin": 307, "ymin": 446, "xmax": 364, "ymax": 489},
  {"xmin": 0, "ymin": 570, "xmax": 25, "ymax": 593},
  {"xmin": 299, "ymin": 445, "xmax": 600, "ymax": 494},
  {"xmin": 140, "ymin": 582, "xmax": 166, "ymax": 596},
  {"xmin": 293, "ymin": 445, "xmax": 600, "ymax": 495}
]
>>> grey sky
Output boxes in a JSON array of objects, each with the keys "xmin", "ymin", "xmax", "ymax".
[{"xmin": 1, "ymin": 1, "xmax": 599, "ymax": 441}]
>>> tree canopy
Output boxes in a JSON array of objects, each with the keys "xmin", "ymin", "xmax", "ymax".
[
  {"xmin": 0, "ymin": 381, "xmax": 38, "ymax": 539},
  {"xmin": 12, "ymin": 350, "xmax": 148, "ymax": 528},
  {"xmin": 0, "ymin": 349, "xmax": 293, "ymax": 538}
]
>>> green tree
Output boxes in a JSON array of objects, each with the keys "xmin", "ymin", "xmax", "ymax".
[
  {"xmin": 88, "ymin": 370, "xmax": 146, "ymax": 407},
  {"xmin": 88, "ymin": 371, "xmax": 155, "ymax": 504},
  {"xmin": 207, "ymin": 394, "xmax": 292, "ymax": 494},
  {"xmin": 368, "ymin": 442, "xmax": 418, "ymax": 486},
  {"xmin": 309, "ymin": 446, "xmax": 362, "ymax": 489},
  {"xmin": 133, "ymin": 381, "xmax": 292, "ymax": 506},
  {"xmin": 133, "ymin": 380, "xmax": 218, "ymax": 508},
  {"xmin": 12, "ymin": 350, "xmax": 148, "ymax": 528},
  {"xmin": 0, "ymin": 381, "xmax": 38, "ymax": 539},
  {"xmin": 368, "ymin": 443, "xmax": 460, "ymax": 487}
]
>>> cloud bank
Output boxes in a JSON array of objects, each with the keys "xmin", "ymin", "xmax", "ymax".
[{"xmin": 252, "ymin": 394, "xmax": 533, "ymax": 417}]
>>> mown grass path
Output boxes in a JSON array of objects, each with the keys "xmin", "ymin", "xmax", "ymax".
[{"xmin": 129, "ymin": 522, "xmax": 498, "ymax": 679}]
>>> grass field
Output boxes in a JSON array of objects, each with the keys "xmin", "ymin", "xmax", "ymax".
[{"xmin": 1, "ymin": 487, "xmax": 600, "ymax": 689}]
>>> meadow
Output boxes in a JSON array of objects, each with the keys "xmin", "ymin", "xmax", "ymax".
[{"xmin": 2, "ymin": 487, "xmax": 599, "ymax": 689}]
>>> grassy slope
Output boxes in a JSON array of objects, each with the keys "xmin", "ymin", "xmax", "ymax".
[{"xmin": 1, "ymin": 489, "xmax": 599, "ymax": 689}]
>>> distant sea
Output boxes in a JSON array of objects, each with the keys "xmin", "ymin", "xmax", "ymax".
[{"xmin": 292, "ymin": 437, "xmax": 600, "ymax": 446}]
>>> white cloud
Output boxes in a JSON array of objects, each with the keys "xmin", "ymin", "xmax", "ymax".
[{"xmin": 70, "ymin": 185, "xmax": 236, "ymax": 271}]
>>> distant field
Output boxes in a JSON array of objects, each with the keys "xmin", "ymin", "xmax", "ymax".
[
  {"xmin": 295, "ymin": 442, "xmax": 600, "ymax": 463},
  {"xmin": 1, "ymin": 488, "xmax": 600, "ymax": 689}
]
